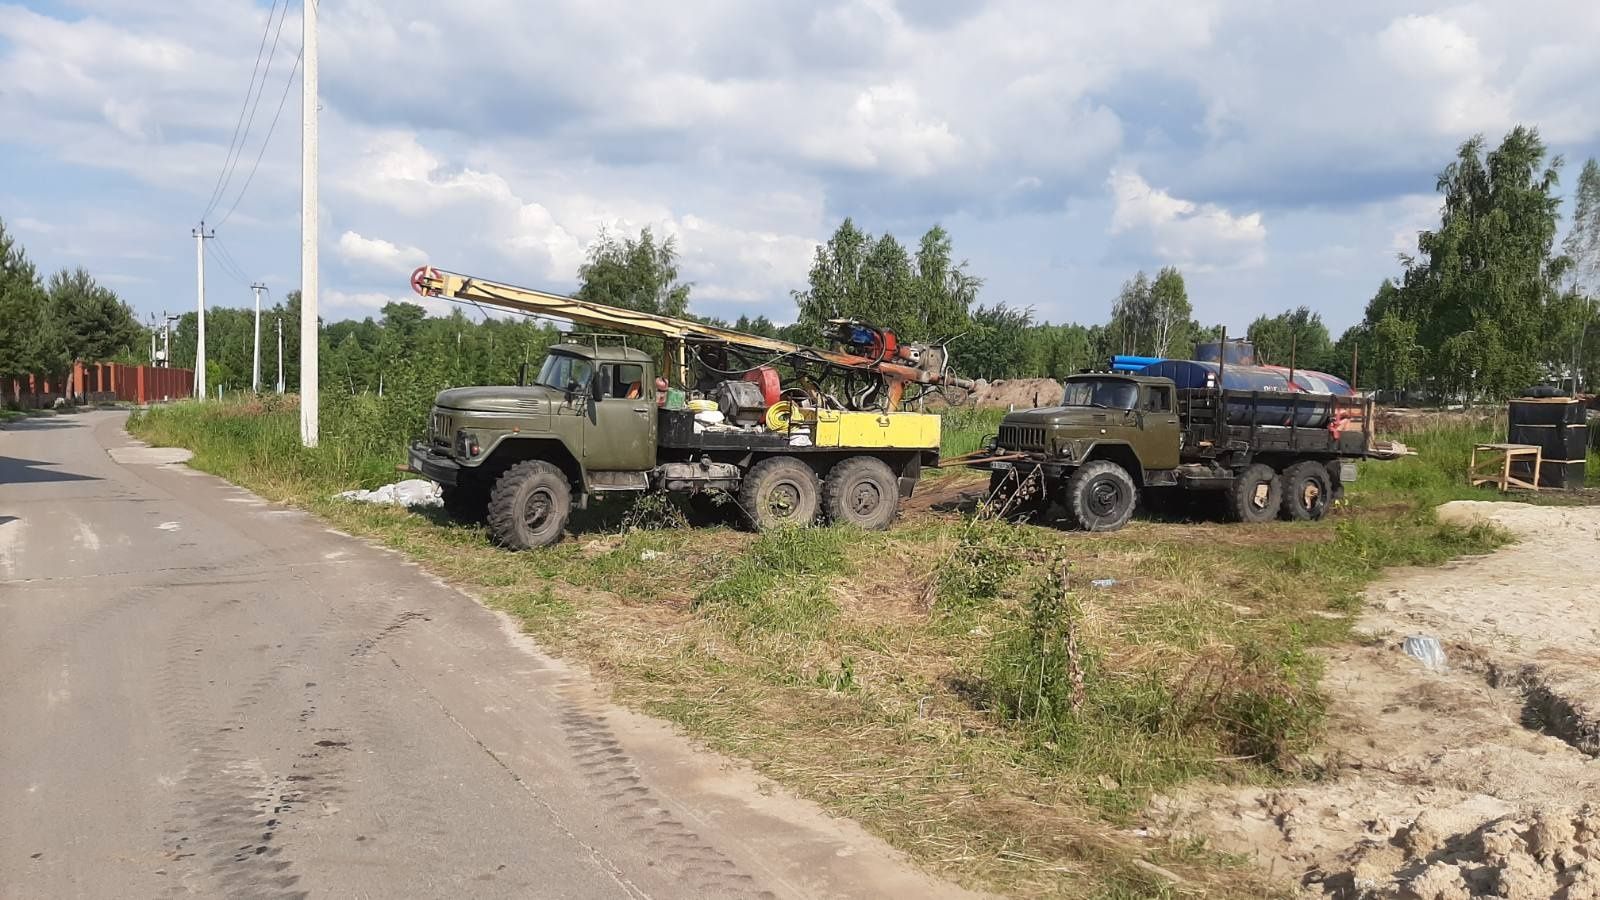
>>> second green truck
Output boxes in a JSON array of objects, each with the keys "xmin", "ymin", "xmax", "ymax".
[{"xmin": 979, "ymin": 372, "xmax": 1380, "ymax": 531}]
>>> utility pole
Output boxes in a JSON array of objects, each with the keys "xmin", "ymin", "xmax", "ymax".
[
  {"xmin": 161, "ymin": 312, "xmax": 178, "ymax": 367},
  {"xmin": 251, "ymin": 282, "xmax": 267, "ymax": 392},
  {"xmin": 299, "ymin": 0, "xmax": 319, "ymax": 446},
  {"xmin": 192, "ymin": 222, "xmax": 214, "ymax": 398},
  {"xmin": 276, "ymin": 317, "xmax": 285, "ymax": 394},
  {"xmin": 150, "ymin": 316, "xmax": 158, "ymax": 366}
]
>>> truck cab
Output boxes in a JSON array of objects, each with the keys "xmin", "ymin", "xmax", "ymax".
[
  {"xmin": 995, "ymin": 374, "xmax": 1182, "ymax": 472},
  {"xmin": 409, "ymin": 343, "xmax": 659, "ymax": 540}
]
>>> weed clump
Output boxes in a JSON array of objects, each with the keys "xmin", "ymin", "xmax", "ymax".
[
  {"xmin": 618, "ymin": 492, "xmax": 690, "ymax": 533},
  {"xmin": 933, "ymin": 518, "xmax": 1036, "ymax": 617},
  {"xmin": 694, "ymin": 527, "xmax": 852, "ymax": 640},
  {"xmin": 983, "ymin": 562, "xmax": 1088, "ymax": 725},
  {"xmin": 980, "ymin": 562, "xmax": 1326, "ymax": 777}
]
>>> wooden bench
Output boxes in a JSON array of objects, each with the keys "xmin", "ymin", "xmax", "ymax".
[{"xmin": 1469, "ymin": 443, "xmax": 1542, "ymax": 492}]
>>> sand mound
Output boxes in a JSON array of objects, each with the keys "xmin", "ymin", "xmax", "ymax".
[
  {"xmin": 1311, "ymin": 805, "xmax": 1600, "ymax": 899},
  {"xmin": 948, "ymin": 378, "xmax": 1062, "ymax": 410},
  {"xmin": 1152, "ymin": 503, "xmax": 1600, "ymax": 897}
]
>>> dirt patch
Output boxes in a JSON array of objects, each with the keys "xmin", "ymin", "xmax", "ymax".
[
  {"xmin": 938, "ymin": 378, "xmax": 1064, "ymax": 410},
  {"xmin": 1154, "ymin": 501, "xmax": 1600, "ymax": 897},
  {"xmin": 1373, "ymin": 408, "xmax": 1499, "ymax": 436}
]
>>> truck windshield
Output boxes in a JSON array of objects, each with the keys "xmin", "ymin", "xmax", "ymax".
[
  {"xmin": 1061, "ymin": 379, "xmax": 1138, "ymax": 410},
  {"xmin": 535, "ymin": 353, "xmax": 595, "ymax": 391}
]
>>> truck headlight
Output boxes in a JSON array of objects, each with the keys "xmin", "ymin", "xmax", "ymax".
[{"xmin": 455, "ymin": 430, "xmax": 482, "ymax": 458}]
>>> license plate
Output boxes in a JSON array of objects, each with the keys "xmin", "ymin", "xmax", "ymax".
[{"xmin": 991, "ymin": 460, "xmax": 1014, "ymax": 471}]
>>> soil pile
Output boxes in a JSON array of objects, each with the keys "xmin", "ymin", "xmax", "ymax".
[
  {"xmin": 1310, "ymin": 805, "xmax": 1600, "ymax": 899},
  {"xmin": 1152, "ymin": 501, "xmax": 1600, "ymax": 898},
  {"xmin": 948, "ymin": 378, "xmax": 1063, "ymax": 410}
]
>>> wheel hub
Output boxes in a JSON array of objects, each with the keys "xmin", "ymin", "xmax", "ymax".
[
  {"xmin": 524, "ymin": 488, "xmax": 552, "ymax": 530},
  {"xmin": 1251, "ymin": 482, "xmax": 1270, "ymax": 508},
  {"xmin": 1302, "ymin": 482, "xmax": 1321, "ymax": 508},
  {"xmin": 849, "ymin": 481, "xmax": 882, "ymax": 515},
  {"xmin": 767, "ymin": 482, "xmax": 800, "ymax": 519},
  {"xmin": 1088, "ymin": 478, "xmax": 1122, "ymax": 517}
]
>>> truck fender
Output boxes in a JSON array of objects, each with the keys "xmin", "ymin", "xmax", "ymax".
[
  {"xmin": 1078, "ymin": 442, "xmax": 1145, "ymax": 485},
  {"xmin": 481, "ymin": 436, "xmax": 587, "ymax": 499}
]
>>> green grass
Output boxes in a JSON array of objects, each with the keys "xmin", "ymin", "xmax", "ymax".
[
  {"xmin": 939, "ymin": 406, "xmax": 1007, "ymax": 459},
  {"xmin": 126, "ymin": 397, "xmax": 1534, "ymax": 899}
]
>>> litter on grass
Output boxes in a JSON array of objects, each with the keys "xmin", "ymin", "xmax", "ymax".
[{"xmin": 335, "ymin": 479, "xmax": 443, "ymax": 509}]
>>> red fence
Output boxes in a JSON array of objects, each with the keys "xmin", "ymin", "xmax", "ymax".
[
  {"xmin": 4, "ymin": 363, "xmax": 196, "ymax": 408},
  {"xmin": 73, "ymin": 362, "xmax": 194, "ymax": 405},
  {"xmin": 2, "ymin": 371, "xmax": 71, "ymax": 409}
]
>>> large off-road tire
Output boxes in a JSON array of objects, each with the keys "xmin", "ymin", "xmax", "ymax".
[
  {"xmin": 1226, "ymin": 463, "xmax": 1282, "ymax": 523},
  {"xmin": 487, "ymin": 460, "xmax": 572, "ymax": 549},
  {"xmin": 823, "ymin": 456, "xmax": 899, "ymax": 530},
  {"xmin": 738, "ymin": 457, "xmax": 820, "ymax": 531},
  {"xmin": 1280, "ymin": 460, "xmax": 1333, "ymax": 521},
  {"xmin": 1064, "ymin": 460, "xmax": 1138, "ymax": 532},
  {"xmin": 441, "ymin": 479, "xmax": 489, "ymax": 524}
]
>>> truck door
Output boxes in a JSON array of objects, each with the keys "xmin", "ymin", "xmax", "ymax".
[
  {"xmin": 582, "ymin": 362, "xmax": 657, "ymax": 471},
  {"xmin": 1140, "ymin": 385, "xmax": 1181, "ymax": 469}
]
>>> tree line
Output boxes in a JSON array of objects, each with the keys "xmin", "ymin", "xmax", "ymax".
[
  {"xmin": 6, "ymin": 124, "xmax": 1596, "ymax": 410},
  {"xmin": 0, "ymin": 219, "xmax": 146, "ymax": 391}
]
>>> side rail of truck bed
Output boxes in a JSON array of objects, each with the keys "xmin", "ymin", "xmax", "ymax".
[{"xmin": 1176, "ymin": 388, "xmax": 1373, "ymax": 458}]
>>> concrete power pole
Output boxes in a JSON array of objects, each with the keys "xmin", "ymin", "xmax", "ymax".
[
  {"xmin": 276, "ymin": 317, "xmax": 285, "ymax": 394},
  {"xmin": 251, "ymin": 282, "xmax": 266, "ymax": 392},
  {"xmin": 299, "ymin": 0, "xmax": 320, "ymax": 447},
  {"xmin": 192, "ymin": 222, "xmax": 214, "ymax": 398}
]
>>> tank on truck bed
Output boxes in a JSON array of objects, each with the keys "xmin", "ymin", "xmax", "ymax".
[{"xmin": 967, "ymin": 372, "xmax": 1383, "ymax": 532}]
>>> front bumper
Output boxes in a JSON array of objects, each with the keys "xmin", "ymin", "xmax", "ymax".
[{"xmin": 408, "ymin": 441, "xmax": 461, "ymax": 487}]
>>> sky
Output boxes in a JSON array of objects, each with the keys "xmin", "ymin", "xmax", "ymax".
[{"xmin": 2, "ymin": 0, "xmax": 1597, "ymax": 338}]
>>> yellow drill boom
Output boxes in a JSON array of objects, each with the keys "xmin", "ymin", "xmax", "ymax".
[{"xmin": 410, "ymin": 266, "xmax": 973, "ymax": 408}]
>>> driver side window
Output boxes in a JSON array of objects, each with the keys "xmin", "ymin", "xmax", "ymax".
[
  {"xmin": 598, "ymin": 364, "xmax": 644, "ymax": 400},
  {"xmin": 1147, "ymin": 387, "xmax": 1171, "ymax": 412}
]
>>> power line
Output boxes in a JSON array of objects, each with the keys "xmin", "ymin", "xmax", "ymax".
[
  {"xmin": 215, "ymin": 46, "xmax": 303, "ymax": 228},
  {"xmin": 212, "ymin": 3, "xmax": 293, "ymax": 220},
  {"xmin": 207, "ymin": 240, "xmax": 251, "ymax": 288},
  {"xmin": 202, "ymin": 0, "xmax": 283, "ymax": 220},
  {"xmin": 210, "ymin": 235, "xmax": 249, "ymax": 281},
  {"xmin": 212, "ymin": 233, "xmax": 252, "ymax": 281}
]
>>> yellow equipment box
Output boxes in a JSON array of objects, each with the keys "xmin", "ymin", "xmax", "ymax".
[{"xmin": 812, "ymin": 410, "xmax": 941, "ymax": 451}]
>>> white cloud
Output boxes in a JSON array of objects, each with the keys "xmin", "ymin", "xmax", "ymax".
[
  {"xmin": 3, "ymin": 0, "xmax": 1599, "ymax": 331},
  {"xmin": 1375, "ymin": 14, "xmax": 1511, "ymax": 135},
  {"xmin": 1107, "ymin": 168, "xmax": 1266, "ymax": 270},
  {"xmin": 335, "ymin": 231, "xmax": 427, "ymax": 275},
  {"xmin": 324, "ymin": 289, "xmax": 452, "ymax": 319}
]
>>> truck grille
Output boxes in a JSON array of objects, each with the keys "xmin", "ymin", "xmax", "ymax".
[
  {"xmin": 431, "ymin": 411, "xmax": 453, "ymax": 448},
  {"xmin": 997, "ymin": 424, "xmax": 1046, "ymax": 451}
]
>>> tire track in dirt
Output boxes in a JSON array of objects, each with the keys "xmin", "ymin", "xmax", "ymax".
[
  {"xmin": 554, "ymin": 680, "xmax": 776, "ymax": 900},
  {"xmin": 155, "ymin": 571, "xmax": 351, "ymax": 900}
]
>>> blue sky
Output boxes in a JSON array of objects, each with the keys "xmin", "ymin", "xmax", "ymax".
[{"xmin": 3, "ymin": 0, "xmax": 1597, "ymax": 336}]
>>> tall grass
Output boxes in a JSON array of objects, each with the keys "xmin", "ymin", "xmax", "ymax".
[
  {"xmin": 129, "ymin": 394, "xmax": 407, "ymax": 492},
  {"xmin": 939, "ymin": 406, "xmax": 1006, "ymax": 458}
]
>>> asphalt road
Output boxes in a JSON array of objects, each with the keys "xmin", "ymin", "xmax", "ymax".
[{"xmin": 0, "ymin": 411, "xmax": 969, "ymax": 900}]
